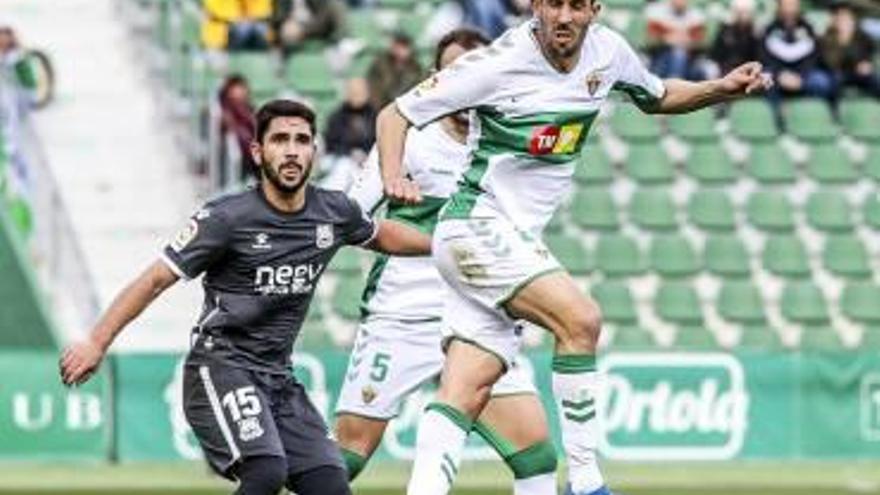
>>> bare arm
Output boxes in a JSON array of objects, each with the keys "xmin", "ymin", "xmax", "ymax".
[
  {"xmin": 364, "ymin": 220, "xmax": 431, "ymax": 257},
  {"xmin": 650, "ymin": 62, "xmax": 772, "ymax": 114},
  {"xmin": 376, "ymin": 103, "xmax": 422, "ymax": 204},
  {"xmin": 59, "ymin": 260, "xmax": 179, "ymax": 386}
]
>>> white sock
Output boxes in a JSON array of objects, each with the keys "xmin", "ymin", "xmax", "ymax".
[
  {"xmin": 552, "ymin": 354, "xmax": 604, "ymax": 494},
  {"xmin": 514, "ymin": 472, "xmax": 558, "ymax": 495},
  {"xmin": 406, "ymin": 402, "xmax": 472, "ymax": 495}
]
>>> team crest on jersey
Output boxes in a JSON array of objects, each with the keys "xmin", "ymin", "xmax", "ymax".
[
  {"xmin": 316, "ymin": 224, "xmax": 334, "ymax": 249},
  {"xmin": 170, "ymin": 219, "xmax": 198, "ymax": 252},
  {"xmin": 414, "ymin": 75, "xmax": 439, "ymax": 96},
  {"xmin": 586, "ymin": 70, "xmax": 603, "ymax": 96},
  {"xmin": 237, "ymin": 417, "xmax": 264, "ymax": 442},
  {"xmin": 361, "ymin": 385, "xmax": 377, "ymax": 404},
  {"xmin": 528, "ymin": 123, "xmax": 584, "ymax": 156}
]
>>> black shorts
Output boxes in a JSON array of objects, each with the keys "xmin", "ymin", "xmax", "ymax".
[{"xmin": 182, "ymin": 357, "xmax": 344, "ymax": 480}]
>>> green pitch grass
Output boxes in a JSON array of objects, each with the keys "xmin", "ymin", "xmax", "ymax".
[{"xmin": 0, "ymin": 461, "xmax": 879, "ymax": 494}]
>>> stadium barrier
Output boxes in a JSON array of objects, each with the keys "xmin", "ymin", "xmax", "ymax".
[{"xmin": 2, "ymin": 350, "xmax": 880, "ymax": 461}]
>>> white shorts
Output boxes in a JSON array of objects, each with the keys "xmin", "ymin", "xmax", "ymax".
[
  {"xmin": 335, "ymin": 317, "xmax": 537, "ymax": 420},
  {"xmin": 432, "ymin": 217, "xmax": 562, "ymax": 370}
]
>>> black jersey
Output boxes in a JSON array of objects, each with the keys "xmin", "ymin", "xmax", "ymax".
[{"xmin": 162, "ymin": 185, "xmax": 376, "ymax": 374}]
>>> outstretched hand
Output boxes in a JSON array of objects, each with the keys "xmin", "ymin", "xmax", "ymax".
[
  {"xmin": 383, "ymin": 176, "xmax": 423, "ymax": 205},
  {"xmin": 720, "ymin": 62, "xmax": 773, "ymax": 96},
  {"xmin": 59, "ymin": 339, "xmax": 104, "ymax": 387}
]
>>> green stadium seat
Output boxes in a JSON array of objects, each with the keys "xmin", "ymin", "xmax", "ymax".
[
  {"xmin": 841, "ymin": 283, "xmax": 880, "ymax": 324},
  {"xmin": 285, "ymin": 52, "xmax": 336, "ymax": 97},
  {"xmin": 346, "ymin": 11, "xmax": 387, "ymax": 51},
  {"xmin": 781, "ymin": 282, "xmax": 830, "ymax": 325},
  {"xmin": 839, "ymin": 98, "xmax": 880, "ymax": 142},
  {"xmin": 864, "ymin": 194, "xmax": 880, "ymax": 230},
  {"xmin": 612, "ymin": 104, "xmax": 661, "ymax": 142},
  {"xmin": 675, "ymin": 327, "xmax": 717, "ymax": 349},
  {"xmin": 576, "ymin": 146, "xmax": 614, "ymax": 185},
  {"xmin": 655, "ymin": 282, "xmax": 703, "ymax": 325},
  {"xmin": 332, "ymin": 275, "xmax": 366, "ymax": 321},
  {"xmin": 784, "ymin": 99, "xmax": 838, "ymax": 142},
  {"xmin": 747, "ymin": 191, "xmax": 795, "ymax": 232},
  {"xmin": 297, "ymin": 322, "xmax": 335, "ymax": 349},
  {"xmin": 806, "ymin": 144, "xmax": 858, "ymax": 184},
  {"xmin": 380, "ymin": 0, "xmax": 418, "ymax": 7},
  {"xmin": 729, "ymin": 99, "xmax": 777, "ymax": 141},
  {"xmin": 613, "ymin": 326, "xmax": 655, "ymax": 348},
  {"xmin": 806, "ymin": 191, "xmax": 854, "ymax": 233},
  {"xmin": 800, "ymin": 327, "xmax": 845, "ymax": 349},
  {"xmin": 305, "ymin": 299, "xmax": 324, "ymax": 323},
  {"xmin": 545, "ymin": 211, "xmax": 565, "ymax": 234},
  {"xmin": 607, "ymin": 0, "xmax": 647, "ymax": 10},
  {"xmin": 740, "ymin": 326, "xmax": 782, "ymax": 348},
  {"xmin": 687, "ymin": 190, "xmax": 736, "ymax": 232},
  {"xmin": 718, "ymin": 281, "xmax": 766, "ymax": 324},
  {"xmin": 685, "ymin": 143, "xmax": 738, "ymax": 184},
  {"xmin": 763, "ymin": 235, "xmax": 810, "ymax": 278},
  {"xmin": 865, "ymin": 328, "xmax": 880, "ymax": 347},
  {"xmin": 623, "ymin": 15, "xmax": 648, "ymax": 49},
  {"xmin": 596, "ymin": 234, "xmax": 645, "ymax": 277},
  {"xmin": 668, "ymin": 109, "xmax": 717, "ymax": 141},
  {"xmin": 823, "ymin": 235, "xmax": 872, "ymax": 279},
  {"xmin": 329, "ymin": 248, "xmax": 362, "ymax": 274},
  {"xmin": 630, "ymin": 189, "xmax": 678, "ymax": 231},
  {"xmin": 649, "ymin": 235, "xmax": 701, "ymax": 278},
  {"xmin": 591, "ymin": 281, "xmax": 638, "ymax": 325},
  {"xmin": 545, "ymin": 233, "xmax": 593, "ymax": 275},
  {"xmin": 865, "ymin": 146, "xmax": 880, "ymax": 182},
  {"xmin": 226, "ymin": 53, "xmax": 282, "ymax": 100},
  {"xmin": 705, "ymin": 235, "xmax": 751, "ymax": 278},
  {"xmin": 571, "ymin": 188, "xmax": 619, "ymax": 231},
  {"xmin": 624, "ymin": 144, "xmax": 674, "ymax": 185},
  {"xmin": 746, "ymin": 143, "xmax": 797, "ymax": 184}
]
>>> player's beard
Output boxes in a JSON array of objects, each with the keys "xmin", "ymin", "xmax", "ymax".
[{"xmin": 261, "ymin": 158, "xmax": 311, "ymax": 195}]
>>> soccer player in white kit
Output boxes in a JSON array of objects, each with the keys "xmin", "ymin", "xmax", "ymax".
[
  {"xmin": 376, "ymin": 1, "xmax": 772, "ymax": 494},
  {"xmin": 335, "ymin": 29, "xmax": 559, "ymax": 495}
]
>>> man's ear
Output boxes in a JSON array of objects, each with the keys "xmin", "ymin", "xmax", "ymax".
[{"xmin": 249, "ymin": 141, "xmax": 262, "ymax": 166}]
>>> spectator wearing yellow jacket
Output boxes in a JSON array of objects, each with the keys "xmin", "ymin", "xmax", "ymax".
[{"xmin": 201, "ymin": 0, "xmax": 273, "ymax": 50}]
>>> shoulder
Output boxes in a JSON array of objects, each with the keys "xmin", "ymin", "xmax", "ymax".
[
  {"xmin": 199, "ymin": 188, "xmax": 258, "ymax": 224},
  {"xmin": 310, "ymin": 186, "xmax": 361, "ymax": 216},
  {"xmin": 590, "ymin": 24, "xmax": 635, "ymax": 59}
]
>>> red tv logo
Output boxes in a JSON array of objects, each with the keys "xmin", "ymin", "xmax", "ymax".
[{"xmin": 528, "ymin": 123, "xmax": 584, "ymax": 156}]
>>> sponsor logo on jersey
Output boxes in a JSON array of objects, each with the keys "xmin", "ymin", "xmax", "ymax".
[
  {"xmin": 586, "ymin": 70, "xmax": 603, "ymax": 96},
  {"xmin": 252, "ymin": 233, "xmax": 272, "ymax": 251},
  {"xmin": 528, "ymin": 123, "xmax": 584, "ymax": 156},
  {"xmin": 316, "ymin": 224, "xmax": 334, "ymax": 249},
  {"xmin": 237, "ymin": 417, "xmax": 264, "ymax": 442},
  {"xmin": 600, "ymin": 353, "xmax": 749, "ymax": 460},
  {"xmin": 195, "ymin": 208, "xmax": 211, "ymax": 220},
  {"xmin": 170, "ymin": 219, "xmax": 198, "ymax": 252},
  {"xmin": 362, "ymin": 385, "xmax": 377, "ymax": 405},
  {"xmin": 414, "ymin": 75, "xmax": 439, "ymax": 97},
  {"xmin": 254, "ymin": 263, "xmax": 324, "ymax": 295}
]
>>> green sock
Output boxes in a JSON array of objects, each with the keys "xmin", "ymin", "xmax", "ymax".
[{"xmin": 341, "ymin": 448, "xmax": 368, "ymax": 481}]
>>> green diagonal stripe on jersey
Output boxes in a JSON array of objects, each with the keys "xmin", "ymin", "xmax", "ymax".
[
  {"xmin": 385, "ymin": 196, "xmax": 448, "ymax": 234},
  {"xmin": 561, "ymin": 398, "xmax": 595, "ymax": 411},
  {"xmin": 564, "ymin": 409, "xmax": 596, "ymax": 423}
]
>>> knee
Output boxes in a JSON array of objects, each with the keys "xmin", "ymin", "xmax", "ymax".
[
  {"xmin": 558, "ymin": 300, "xmax": 603, "ymax": 351},
  {"xmin": 235, "ymin": 456, "xmax": 287, "ymax": 495}
]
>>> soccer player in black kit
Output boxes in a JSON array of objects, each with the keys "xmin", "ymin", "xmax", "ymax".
[{"xmin": 59, "ymin": 100, "xmax": 431, "ymax": 495}]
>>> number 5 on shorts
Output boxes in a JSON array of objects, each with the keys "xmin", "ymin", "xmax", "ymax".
[
  {"xmin": 370, "ymin": 353, "xmax": 391, "ymax": 382},
  {"xmin": 221, "ymin": 386, "xmax": 262, "ymax": 421}
]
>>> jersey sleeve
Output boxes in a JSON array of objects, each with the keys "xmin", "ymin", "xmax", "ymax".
[
  {"xmin": 610, "ymin": 31, "xmax": 667, "ymax": 111},
  {"xmin": 161, "ymin": 206, "xmax": 232, "ymax": 280},
  {"xmin": 341, "ymin": 195, "xmax": 378, "ymax": 246},
  {"xmin": 395, "ymin": 47, "xmax": 501, "ymax": 128},
  {"xmin": 346, "ymin": 146, "xmax": 386, "ymax": 216}
]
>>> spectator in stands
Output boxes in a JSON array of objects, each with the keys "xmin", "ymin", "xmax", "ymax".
[
  {"xmin": 201, "ymin": 0, "xmax": 272, "ymax": 51},
  {"xmin": 821, "ymin": 1, "xmax": 880, "ymax": 97},
  {"xmin": 320, "ymin": 77, "xmax": 376, "ymax": 191},
  {"xmin": 711, "ymin": 0, "xmax": 761, "ymax": 77},
  {"xmin": 218, "ymin": 74, "xmax": 256, "ymax": 182},
  {"xmin": 646, "ymin": 0, "xmax": 709, "ymax": 80},
  {"xmin": 366, "ymin": 32, "xmax": 423, "ymax": 110},
  {"xmin": 761, "ymin": 0, "xmax": 835, "ymax": 105},
  {"xmin": 273, "ymin": 0, "xmax": 344, "ymax": 55}
]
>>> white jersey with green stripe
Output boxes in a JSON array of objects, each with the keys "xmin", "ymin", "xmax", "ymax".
[
  {"xmin": 396, "ymin": 20, "xmax": 665, "ymax": 235},
  {"xmin": 348, "ymin": 122, "xmax": 469, "ymax": 322}
]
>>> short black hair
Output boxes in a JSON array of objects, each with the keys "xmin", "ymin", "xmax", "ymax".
[
  {"xmin": 434, "ymin": 28, "xmax": 491, "ymax": 71},
  {"xmin": 255, "ymin": 99, "xmax": 317, "ymax": 144}
]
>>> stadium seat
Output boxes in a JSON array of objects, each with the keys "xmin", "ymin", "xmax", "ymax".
[
  {"xmin": 805, "ymin": 191, "xmax": 854, "ymax": 233},
  {"xmin": 841, "ymin": 282, "xmax": 880, "ymax": 324},
  {"xmin": 329, "ymin": 248, "xmax": 363, "ymax": 274},
  {"xmin": 624, "ymin": 144, "xmax": 675, "ymax": 185},
  {"xmin": 655, "ymin": 282, "xmax": 703, "ymax": 325},
  {"xmin": 596, "ymin": 234, "xmax": 645, "ymax": 277},
  {"xmin": 762, "ymin": 235, "xmax": 810, "ymax": 278},
  {"xmin": 823, "ymin": 235, "xmax": 872, "ymax": 279},
  {"xmin": 784, "ymin": 99, "xmax": 838, "ymax": 142},
  {"xmin": 226, "ymin": 54, "xmax": 282, "ymax": 100},
  {"xmin": 622, "ymin": 15, "xmax": 647, "ymax": 49},
  {"xmin": 571, "ymin": 188, "xmax": 619, "ymax": 231},
  {"xmin": 718, "ymin": 281, "xmax": 766, "ymax": 324},
  {"xmin": 864, "ymin": 194, "xmax": 880, "ymax": 230},
  {"xmin": 545, "ymin": 233, "xmax": 593, "ymax": 275},
  {"xmin": 675, "ymin": 327, "xmax": 717, "ymax": 349},
  {"xmin": 685, "ymin": 143, "xmax": 738, "ymax": 185},
  {"xmin": 747, "ymin": 191, "xmax": 795, "ymax": 232},
  {"xmin": 806, "ymin": 144, "xmax": 858, "ymax": 185},
  {"xmin": 839, "ymin": 98, "xmax": 880, "ymax": 142},
  {"xmin": 740, "ymin": 326, "xmax": 782, "ymax": 348},
  {"xmin": 576, "ymin": 146, "xmax": 614, "ymax": 185},
  {"xmin": 746, "ymin": 143, "xmax": 797, "ymax": 185},
  {"xmin": 545, "ymin": 211, "xmax": 565, "ymax": 234},
  {"xmin": 729, "ymin": 99, "xmax": 777, "ymax": 141},
  {"xmin": 346, "ymin": 10, "xmax": 387, "ymax": 51},
  {"xmin": 613, "ymin": 326, "xmax": 655, "ymax": 347},
  {"xmin": 285, "ymin": 52, "xmax": 336, "ymax": 97},
  {"xmin": 612, "ymin": 104, "xmax": 661, "ymax": 142},
  {"xmin": 705, "ymin": 235, "xmax": 751, "ymax": 278},
  {"xmin": 297, "ymin": 323, "xmax": 335, "ymax": 348},
  {"xmin": 606, "ymin": 0, "xmax": 646, "ymax": 10},
  {"xmin": 667, "ymin": 108, "xmax": 717, "ymax": 142},
  {"xmin": 630, "ymin": 189, "xmax": 678, "ymax": 231},
  {"xmin": 865, "ymin": 145, "xmax": 880, "ymax": 183},
  {"xmin": 800, "ymin": 326, "xmax": 845, "ymax": 349},
  {"xmin": 649, "ymin": 234, "xmax": 701, "ymax": 277},
  {"xmin": 332, "ymin": 275, "xmax": 366, "ymax": 321},
  {"xmin": 591, "ymin": 281, "xmax": 638, "ymax": 325},
  {"xmin": 781, "ymin": 282, "xmax": 830, "ymax": 325},
  {"xmin": 687, "ymin": 190, "xmax": 736, "ymax": 232}
]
